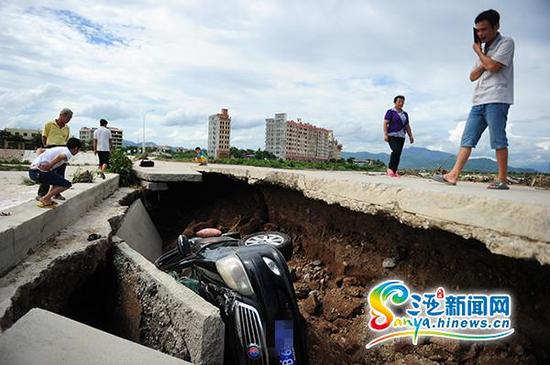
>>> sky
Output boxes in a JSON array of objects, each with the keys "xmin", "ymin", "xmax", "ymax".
[{"xmin": 1, "ymin": 0, "xmax": 549, "ymax": 169}]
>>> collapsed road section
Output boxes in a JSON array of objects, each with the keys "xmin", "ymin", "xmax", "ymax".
[{"xmin": 137, "ymin": 163, "xmax": 550, "ymax": 364}]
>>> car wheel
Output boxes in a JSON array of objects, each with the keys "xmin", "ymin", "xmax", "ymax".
[{"xmin": 242, "ymin": 231, "xmax": 293, "ymax": 260}]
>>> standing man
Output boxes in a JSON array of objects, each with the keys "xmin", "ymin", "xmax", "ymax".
[
  {"xmin": 93, "ymin": 119, "xmax": 112, "ymax": 179},
  {"xmin": 37, "ymin": 107, "xmax": 72, "ymax": 200},
  {"xmin": 432, "ymin": 9, "xmax": 514, "ymax": 189}
]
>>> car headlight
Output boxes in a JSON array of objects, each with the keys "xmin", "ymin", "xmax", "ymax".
[
  {"xmin": 262, "ymin": 257, "xmax": 281, "ymax": 276},
  {"xmin": 216, "ymin": 254, "xmax": 254, "ymax": 296}
]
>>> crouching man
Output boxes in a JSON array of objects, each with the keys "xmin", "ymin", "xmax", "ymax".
[{"xmin": 29, "ymin": 137, "xmax": 82, "ymax": 208}]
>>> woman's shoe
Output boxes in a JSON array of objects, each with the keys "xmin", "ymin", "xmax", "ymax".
[{"xmin": 387, "ymin": 168, "xmax": 396, "ymax": 177}]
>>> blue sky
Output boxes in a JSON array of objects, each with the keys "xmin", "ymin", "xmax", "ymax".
[{"xmin": 0, "ymin": 1, "xmax": 549, "ymax": 169}]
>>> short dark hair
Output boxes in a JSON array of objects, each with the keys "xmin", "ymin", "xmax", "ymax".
[
  {"xmin": 100, "ymin": 119, "xmax": 108, "ymax": 126},
  {"xmin": 394, "ymin": 95, "xmax": 405, "ymax": 103},
  {"xmin": 66, "ymin": 137, "xmax": 82, "ymax": 150},
  {"xmin": 475, "ymin": 9, "xmax": 500, "ymax": 27},
  {"xmin": 195, "ymin": 147, "xmax": 201, "ymax": 151}
]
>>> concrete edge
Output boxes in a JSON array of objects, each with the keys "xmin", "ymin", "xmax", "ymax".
[
  {"xmin": 0, "ymin": 308, "xmax": 192, "ymax": 365},
  {"xmin": 114, "ymin": 241, "xmax": 224, "ymax": 365},
  {"xmin": 200, "ymin": 166, "xmax": 550, "ymax": 265},
  {"xmin": 134, "ymin": 163, "xmax": 202, "ymax": 183}
]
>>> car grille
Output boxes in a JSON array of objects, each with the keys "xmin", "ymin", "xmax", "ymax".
[{"xmin": 234, "ymin": 301, "xmax": 269, "ymax": 365}]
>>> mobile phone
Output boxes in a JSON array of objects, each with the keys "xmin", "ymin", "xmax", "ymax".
[{"xmin": 473, "ymin": 27, "xmax": 481, "ymax": 43}]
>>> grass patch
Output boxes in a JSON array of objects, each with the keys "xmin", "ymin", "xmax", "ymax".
[
  {"xmin": 210, "ymin": 158, "xmax": 386, "ymax": 172},
  {"xmin": 72, "ymin": 169, "xmax": 95, "ymax": 183},
  {"xmin": 0, "ymin": 164, "xmax": 29, "ymax": 171}
]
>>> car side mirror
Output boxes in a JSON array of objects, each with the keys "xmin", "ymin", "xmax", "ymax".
[{"xmin": 177, "ymin": 235, "xmax": 191, "ymax": 257}]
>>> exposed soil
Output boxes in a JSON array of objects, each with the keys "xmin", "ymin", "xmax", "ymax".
[{"xmin": 146, "ymin": 173, "xmax": 550, "ymax": 364}]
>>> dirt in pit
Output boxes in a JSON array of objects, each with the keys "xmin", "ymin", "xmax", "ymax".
[{"xmin": 145, "ymin": 173, "xmax": 550, "ymax": 365}]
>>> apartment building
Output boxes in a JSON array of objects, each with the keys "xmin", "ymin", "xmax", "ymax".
[
  {"xmin": 265, "ymin": 113, "xmax": 288, "ymax": 159},
  {"xmin": 265, "ymin": 114, "xmax": 342, "ymax": 161},
  {"xmin": 79, "ymin": 126, "xmax": 123, "ymax": 149},
  {"xmin": 1, "ymin": 128, "xmax": 42, "ymax": 149},
  {"xmin": 208, "ymin": 108, "xmax": 231, "ymax": 159}
]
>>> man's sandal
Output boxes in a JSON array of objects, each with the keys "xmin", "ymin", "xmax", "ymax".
[
  {"xmin": 430, "ymin": 174, "xmax": 457, "ymax": 186},
  {"xmin": 37, "ymin": 201, "xmax": 58, "ymax": 208},
  {"xmin": 487, "ymin": 181, "xmax": 510, "ymax": 190}
]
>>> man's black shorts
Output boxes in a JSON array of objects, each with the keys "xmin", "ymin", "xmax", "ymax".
[{"xmin": 97, "ymin": 151, "xmax": 110, "ymax": 166}]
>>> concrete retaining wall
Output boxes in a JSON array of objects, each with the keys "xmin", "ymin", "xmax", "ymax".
[
  {"xmin": 0, "ymin": 174, "xmax": 119, "ymax": 275},
  {"xmin": 112, "ymin": 241, "xmax": 224, "ymax": 365}
]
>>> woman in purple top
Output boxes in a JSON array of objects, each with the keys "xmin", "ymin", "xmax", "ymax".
[{"xmin": 383, "ymin": 95, "xmax": 415, "ymax": 177}]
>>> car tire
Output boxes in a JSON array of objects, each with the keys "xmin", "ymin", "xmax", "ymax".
[{"xmin": 242, "ymin": 231, "xmax": 293, "ymax": 261}]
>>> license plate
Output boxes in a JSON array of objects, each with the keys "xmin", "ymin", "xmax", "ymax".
[{"xmin": 275, "ymin": 320, "xmax": 295, "ymax": 364}]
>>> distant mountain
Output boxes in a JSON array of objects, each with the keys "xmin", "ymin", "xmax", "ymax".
[
  {"xmin": 342, "ymin": 147, "xmax": 539, "ymax": 173},
  {"xmin": 123, "ymin": 139, "xmax": 158, "ymax": 147}
]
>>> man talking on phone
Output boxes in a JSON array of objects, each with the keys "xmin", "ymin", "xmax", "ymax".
[{"xmin": 432, "ymin": 9, "xmax": 515, "ymax": 190}]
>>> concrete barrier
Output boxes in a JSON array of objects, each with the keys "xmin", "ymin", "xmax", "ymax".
[
  {"xmin": 0, "ymin": 174, "xmax": 119, "ymax": 275},
  {"xmin": 116, "ymin": 199, "xmax": 163, "ymax": 263},
  {"xmin": 112, "ymin": 241, "xmax": 224, "ymax": 365},
  {"xmin": 0, "ymin": 308, "xmax": 192, "ymax": 365}
]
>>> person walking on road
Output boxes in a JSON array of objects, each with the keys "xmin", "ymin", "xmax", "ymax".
[
  {"xmin": 432, "ymin": 9, "xmax": 514, "ymax": 190},
  {"xmin": 37, "ymin": 107, "xmax": 72, "ymax": 200},
  {"xmin": 93, "ymin": 119, "xmax": 112, "ymax": 179},
  {"xmin": 383, "ymin": 95, "xmax": 414, "ymax": 177}
]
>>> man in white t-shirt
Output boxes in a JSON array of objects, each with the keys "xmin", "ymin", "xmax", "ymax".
[
  {"xmin": 433, "ymin": 9, "xmax": 515, "ymax": 190},
  {"xmin": 29, "ymin": 138, "xmax": 82, "ymax": 208},
  {"xmin": 93, "ymin": 119, "xmax": 112, "ymax": 179}
]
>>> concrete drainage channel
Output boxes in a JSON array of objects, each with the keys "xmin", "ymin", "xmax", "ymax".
[
  {"xmin": 1, "ymin": 173, "xmax": 549, "ymax": 364},
  {"xmin": 142, "ymin": 173, "xmax": 550, "ymax": 365},
  {"xmin": 0, "ymin": 188, "xmax": 222, "ymax": 365}
]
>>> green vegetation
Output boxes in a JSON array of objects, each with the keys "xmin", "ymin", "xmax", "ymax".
[
  {"xmin": 0, "ymin": 164, "xmax": 28, "ymax": 171},
  {"xmin": 155, "ymin": 146, "xmax": 385, "ymax": 172},
  {"xmin": 0, "ymin": 158, "xmax": 30, "ymax": 165},
  {"xmin": 158, "ymin": 150, "xmax": 196, "ymax": 160},
  {"xmin": 213, "ymin": 157, "xmax": 386, "ymax": 172},
  {"xmin": 108, "ymin": 149, "xmax": 139, "ymax": 186},
  {"xmin": 71, "ymin": 169, "xmax": 95, "ymax": 183}
]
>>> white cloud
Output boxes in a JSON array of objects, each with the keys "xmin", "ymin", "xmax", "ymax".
[
  {"xmin": 0, "ymin": 1, "xmax": 549, "ymax": 167},
  {"xmin": 448, "ymin": 121, "xmax": 466, "ymax": 145}
]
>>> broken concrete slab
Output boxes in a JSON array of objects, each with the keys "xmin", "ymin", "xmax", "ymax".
[
  {"xmin": 141, "ymin": 180, "xmax": 169, "ymax": 191},
  {"xmin": 0, "ymin": 187, "xmax": 222, "ymax": 364},
  {"xmin": 132, "ymin": 161, "xmax": 550, "ymax": 265},
  {"xmin": 112, "ymin": 241, "xmax": 224, "ymax": 365},
  {"xmin": 134, "ymin": 161, "xmax": 202, "ymax": 182},
  {"xmin": 116, "ymin": 199, "xmax": 163, "ymax": 263},
  {"xmin": 0, "ymin": 308, "xmax": 192, "ymax": 365},
  {"xmin": 0, "ymin": 188, "xmax": 129, "ymax": 330}
]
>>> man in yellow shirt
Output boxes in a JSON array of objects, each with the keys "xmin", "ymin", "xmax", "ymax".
[{"xmin": 37, "ymin": 108, "xmax": 73, "ymax": 200}]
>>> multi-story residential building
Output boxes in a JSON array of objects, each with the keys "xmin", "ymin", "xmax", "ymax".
[
  {"xmin": 79, "ymin": 127, "xmax": 94, "ymax": 143},
  {"xmin": 208, "ymin": 108, "xmax": 231, "ymax": 159},
  {"xmin": 265, "ymin": 114, "xmax": 342, "ymax": 161},
  {"xmin": 265, "ymin": 113, "xmax": 288, "ymax": 159},
  {"xmin": 1, "ymin": 128, "xmax": 42, "ymax": 149},
  {"xmin": 109, "ymin": 127, "xmax": 123, "ymax": 149},
  {"xmin": 79, "ymin": 126, "xmax": 123, "ymax": 150}
]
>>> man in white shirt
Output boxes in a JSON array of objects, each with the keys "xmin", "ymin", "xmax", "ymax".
[
  {"xmin": 433, "ymin": 9, "xmax": 514, "ymax": 190},
  {"xmin": 93, "ymin": 119, "xmax": 112, "ymax": 179},
  {"xmin": 29, "ymin": 138, "xmax": 82, "ymax": 208}
]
